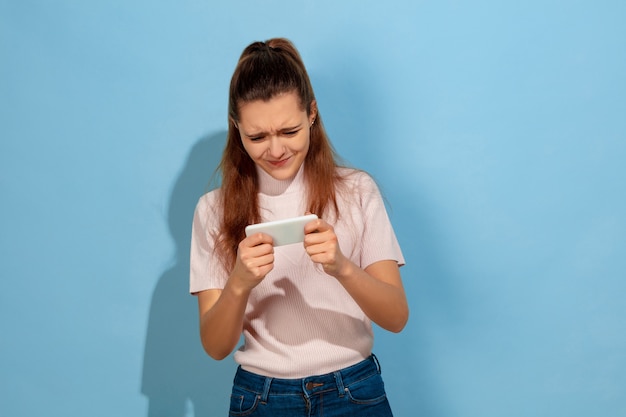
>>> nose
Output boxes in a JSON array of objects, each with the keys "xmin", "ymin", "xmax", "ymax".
[{"xmin": 267, "ymin": 136, "xmax": 285, "ymax": 159}]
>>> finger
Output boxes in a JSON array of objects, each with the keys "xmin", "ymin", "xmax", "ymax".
[
  {"xmin": 305, "ymin": 245, "xmax": 325, "ymax": 260},
  {"xmin": 248, "ymin": 232, "xmax": 274, "ymax": 246},
  {"xmin": 305, "ymin": 240, "xmax": 337, "ymax": 258},
  {"xmin": 240, "ymin": 234, "xmax": 274, "ymax": 253},
  {"xmin": 304, "ymin": 218, "xmax": 330, "ymax": 234},
  {"xmin": 307, "ymin": 251, "xmax": 335, "ymax": 268},
  {"xmin": 259, "ymin": 263, "xmax": 274, "ymax": 277},
  {"xmin": 243, "ymin": 252, "xmax": 275, "ymax": 270},
  {"xmin": 304, "ymin": 229, "xmax": 337, "ymax": 248},
  {"xmin": 238, "ymin": 252, "xmax": 274, "ymax": 279},
  {"xmin": 241, "ymin": 244, "xmax": 274, "ymax": 263}
]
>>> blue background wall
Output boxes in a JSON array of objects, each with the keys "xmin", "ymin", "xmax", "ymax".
[{"xmin": 1, "ymin": 1, "xmax": 625, "ymax": 416}]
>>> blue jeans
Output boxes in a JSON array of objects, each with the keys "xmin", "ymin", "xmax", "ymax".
[{"xmin": 228, "ymin": 354, "xmax": 393, "ymax": 417}]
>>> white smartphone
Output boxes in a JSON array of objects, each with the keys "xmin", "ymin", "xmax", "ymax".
[{"xmin": 244, "ymin": 214, "xmax": 318, "ymax": 247}]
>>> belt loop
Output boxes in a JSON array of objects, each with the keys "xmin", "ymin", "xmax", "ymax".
[
  {"xmin": 371, "ymin": 353, "xmax": 382, "ymax": 374},
  {"xmin": 260, "ymin": 377, "xmax": 273, "ymax": 403},
  {"xmin": 333, "ymin": 371, "xmax": 345, "ymax": 397}
]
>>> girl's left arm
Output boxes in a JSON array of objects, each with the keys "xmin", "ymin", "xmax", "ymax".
[
  {"xmin": 304, "ymin": 219, "xmax": 409, "ymax": 332},
  {"xmin": 340, "ymin": 259, "xmax": 408, "ymax": 333}
]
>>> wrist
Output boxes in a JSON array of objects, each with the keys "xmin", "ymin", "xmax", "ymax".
[
  {"xmin": 225, "ymin": 275, "xmax": 253, "ymax": 299},
  {"xmin": 333, "ymin": 259, "xmax": 357, "ymax": 282}
]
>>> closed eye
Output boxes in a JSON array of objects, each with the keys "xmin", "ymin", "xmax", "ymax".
[
  {"xmin": 244, "ymin": 125, "xmax": 301, "ymax": 141},
  {"xmin": 282, "ymin": 129, "xmax": 300, "ymax": 137}
]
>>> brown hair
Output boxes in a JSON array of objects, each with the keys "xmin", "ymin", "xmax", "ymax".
[{"xmin": 215, "ymin": 38, "xmax": 343, "ymax": 270}]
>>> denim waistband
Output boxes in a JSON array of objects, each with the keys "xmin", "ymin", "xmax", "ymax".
[{"xmin": 233, "ymin": 355, "xmax": 382, "ymax": 401}]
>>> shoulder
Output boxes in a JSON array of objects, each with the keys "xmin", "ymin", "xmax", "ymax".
[
  {"xmin": 193, "ymin": 188, "xmax": 222, "ymax": 223},
  {"xmin": 336, "ymin": 167, "xmax": 379, "ymax": 193},
  {"xmin": 200, "ymin": 185, "xmax": 222, "ymax": 202}
]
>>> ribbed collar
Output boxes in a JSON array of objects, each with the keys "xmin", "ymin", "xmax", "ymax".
[{"xmin": 257, "ymin": 163, "xmax": 305, "ymax": 196}]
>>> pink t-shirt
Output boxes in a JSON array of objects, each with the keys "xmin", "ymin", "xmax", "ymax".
[{"xmin": 190, "ymin": 165, "xmax": 404, "ymax": 378}]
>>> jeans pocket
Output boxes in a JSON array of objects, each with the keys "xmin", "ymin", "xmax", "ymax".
[
  {"xmin": 344, "ymin": 372, "xmax": 388, "ymax": 405},
  {"xmin": 229, "ymin": 385, "xmax": 260, "ymax": 416}
]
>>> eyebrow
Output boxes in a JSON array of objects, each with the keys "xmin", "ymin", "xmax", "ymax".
[{"xmin": 243, "ymin": 124, "xmax": 303, "ymax": 138}]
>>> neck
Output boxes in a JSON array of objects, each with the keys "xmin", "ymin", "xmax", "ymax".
[{"xmin": 257, "ymin": 164, "xmax": 305, "ymax": 196}]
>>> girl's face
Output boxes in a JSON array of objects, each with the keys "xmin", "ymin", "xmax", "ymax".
[{"xmin": 237, "ymin": 91, "xmax": 317, "ymax": 181}]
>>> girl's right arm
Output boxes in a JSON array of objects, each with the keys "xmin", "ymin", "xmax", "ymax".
[
  {"xmin": 197, "ymin": 233, "xmax": 274, "ymax": 360},
  {"xmin": 197, "ymin": 286, "xmax": 249, "ymax": 360}
]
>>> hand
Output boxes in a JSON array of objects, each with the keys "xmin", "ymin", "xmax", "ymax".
[
  {"xmin": 230, "ymin": 233, "xmax": 274, "ymax": 292},
  {"xmin": 303, "ymin": 217, "xmax": 350, "ymax": 278}
]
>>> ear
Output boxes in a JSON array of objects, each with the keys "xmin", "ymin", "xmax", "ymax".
[
  {"xmin": 309, "ymin": 100, "xmax": 318, "ymax": 125},
  {"xmin": 229, "ymin": 117, "xmax": 239, "ymax": 129}
]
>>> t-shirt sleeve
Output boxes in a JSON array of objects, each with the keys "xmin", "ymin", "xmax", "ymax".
[
  {"xmin": 189, "ymin": 193, "xmax": 229, "ymax": 294},
  {"xmin": 357, "ymin": 173, "xmax": 405, "ymax": 269}
]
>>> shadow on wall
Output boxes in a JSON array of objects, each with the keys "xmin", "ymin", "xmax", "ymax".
[{"xmin": 141, "ymin": 131, "xmax": 236, "ymax": 417}]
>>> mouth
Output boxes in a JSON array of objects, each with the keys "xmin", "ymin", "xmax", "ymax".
[{"xmin": 267, "ymin": 156, "xmax": 292, "ymax": 167}]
